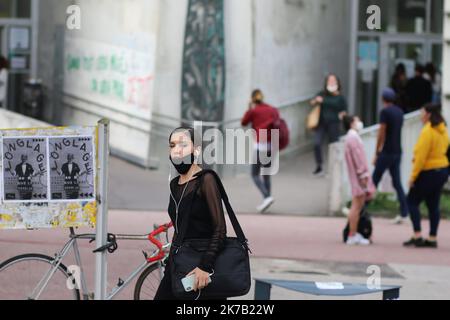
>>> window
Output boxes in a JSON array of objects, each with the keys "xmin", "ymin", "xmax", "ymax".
[
  {"xmin": 359, "ymin": 0, "xmax": 442, "ymax": 34},
  {"xmin": 0, "ymin": 0, "xmax": 31, "ymax": 18},
  {"xmin": 431, "ymin": 0, "xmax": 444, "ymax": 34}
]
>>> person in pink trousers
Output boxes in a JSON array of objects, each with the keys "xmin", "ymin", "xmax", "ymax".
[{"xmin": 343, "ymin": 115, "xmax": 376, "ymax": 245}]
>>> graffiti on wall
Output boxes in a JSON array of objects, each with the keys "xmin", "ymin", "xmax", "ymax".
[
  {"xmin": 64, "ymin": 37, "xmax": 155, "ymax": 119},
  {"xmin": 182, "ymin": 0, "xmax": 226, "ymax": 123}
]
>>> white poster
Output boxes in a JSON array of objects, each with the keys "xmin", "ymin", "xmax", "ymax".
[
  {"xmin": 49, "ymin": 136, "xmax": 95, "ymax": 202},
  {"xmin": 9, "ymin": 27, "xmax": 30, "ymax": 50}
]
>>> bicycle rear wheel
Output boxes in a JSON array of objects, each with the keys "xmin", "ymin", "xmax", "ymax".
[
  {"xmin": 0, "ymin": 253, "xmax": 80, "ymax": 300},
  {"xmin": 133, "ymin": 263, "xmax": 162, "ymax": 300}
]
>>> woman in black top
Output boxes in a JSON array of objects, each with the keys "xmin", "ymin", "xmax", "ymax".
[{"xmin": 154, "ymin": 127, "xmax": 227, "ymax": 300}]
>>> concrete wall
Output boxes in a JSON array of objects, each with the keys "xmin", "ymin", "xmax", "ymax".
[
  {"xmin": 442, "ymin": 0, "xmax": 450, "ymax": 194},
  {"xmin": 0, "ymin": 109, "xmax": 49, "ymax": 129},
  {"xmin": 223, "ymin": 0, "xmax": 351, "ymax": 124},
  {"xmin": 443, "ymin": 0, "xmax": 450, "ymax": 123},
  {"xmin": 37, "ymin": 0, "xmax": 351, "ymax": 175},
  {"xmin": 37, "ymin": 0, "xmax": 160, "ymax": 167}
]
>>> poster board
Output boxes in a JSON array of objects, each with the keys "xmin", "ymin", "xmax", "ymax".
[{"xmin": 0, "ymin": 125, "xmax": 98, "ymax": 230}]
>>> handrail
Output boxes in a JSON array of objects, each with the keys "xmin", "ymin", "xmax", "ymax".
[{"xmin": 60, "ymin": 90, "xmax": 315, "ymax": 130}]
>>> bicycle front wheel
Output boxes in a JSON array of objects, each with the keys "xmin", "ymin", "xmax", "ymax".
[
  {"xmin": 134, "ymin": 263, "xmax": 162, "ymax": 300},
  {"xmin": 0, "ymin": 254, "xmax": 81, "ymax": 300}
]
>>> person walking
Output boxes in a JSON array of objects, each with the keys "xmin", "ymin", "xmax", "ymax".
[
  {"xmin": 405, "ymin": 64, "xmax": 433, "ymax": 113},
  {"xmin": 403, "ymin": 104, "xmax": 449, "ymax": 249},
  {"xmin": 372, "ymin": 88, "xmax": 409, "ymax": 224},
  {"xmin": 310, "ymin": 74, "xmax": 347, "ymax": 176},
  {"xmin": 241, "ymin": 89, "xmax": 278, "ymax": 213},
  {"xmin": 154, "ymin": 127, "xmax": 228, "ymax": 300},
  {"xmin": 424, "ymin": 62, "xmax": 442, "ymax": 104},
  {"xmin": 343, "ymin": 115, "xmax": 376, "ymax": 246},
  {"xmin": 390, "ymin": 63, "xmax": 408, "ymax": 112}
]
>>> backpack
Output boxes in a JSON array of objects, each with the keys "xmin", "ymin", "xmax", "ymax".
[
  {"xmin": 271, "ymin": 109, "xmax": 290, "ymax": 151},
  {"xmin": 342, "ymin": 208, "xmax": 373, "ymax": 243},
  {"xmin": 259, "ymin": 106, "xmax": 290, "ymax": 151}
]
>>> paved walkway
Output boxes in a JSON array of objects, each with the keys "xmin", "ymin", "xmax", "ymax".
[
  {"xmin": 1, "ymin": 211, "xmax": 449, "ymax": 299},
  {"xmin": 109, "ymin": 152, "xmax": 332, "ymax": 216}
]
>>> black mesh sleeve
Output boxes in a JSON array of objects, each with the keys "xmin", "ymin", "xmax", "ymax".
[{"xmin": 198, "ymin": 173, "xmax": 227, "ymax": 273}]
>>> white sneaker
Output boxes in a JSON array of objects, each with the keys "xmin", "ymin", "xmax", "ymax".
[
  {"xmin": 257, "ymin": 197, "xmax": 275, "ymax": 213},
  {"xmin": 392, "ymin": 216, "xmax": 409, "ymax": 225},
  {"xmin": 346, "ymin": 233, "xmax": 370, "ymax": 246},
  {"xmin": 342, "ymin": 207, "xmax": 350, "ymax": 217}
]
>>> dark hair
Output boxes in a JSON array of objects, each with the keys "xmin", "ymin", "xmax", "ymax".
[
  {"xmin": 425, "ymin": 62, "xmax": 436, "ymax": 83},
  {"xmin": 169, "ymin": 126, "xmax": 202, "ymax": 148},
  {"xmin": 382, "ymin": 94, "xmax": 396, "ymax": 104},
  {"xmin": 395, "ymin": 63, "xmax": 406, "ymax": 75},
  {"xmin": 343, "ymin": 115, "xmax": 356, "ymax": 132},
  {"xmin": 0, "ymin": 56, "xmax": 8, "ymax": 71},
  {"xmin": 252, "ymin": 89, "xmax": 264, "ymax": 103},
  {"xmin": 323, "ymin": 74, "xmax": 342, "ymax": 95},
  {"xmin": 423, "ymin": 103, "xmax": 445, "ymax": 127},
  {"xmin": 415, "ymin": 64, "xmax": 425, "ymax": 75}
]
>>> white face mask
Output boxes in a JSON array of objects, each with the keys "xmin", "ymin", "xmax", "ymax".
[
  {"xmin": 355, "ymin": 121, "xmax": 364, "ymax": 132},
  {"xmin": 327, "ymin": 85, "xmax": 339, "ymax": 93}
]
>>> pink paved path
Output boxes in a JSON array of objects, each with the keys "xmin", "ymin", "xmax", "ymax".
[
  {"xmin": 1, "ymin": 210, "xmax": 449, "ymax": 300},
  {"xmin": 1, "ymin": 210, "xmax": 449, "ymax": 267}
]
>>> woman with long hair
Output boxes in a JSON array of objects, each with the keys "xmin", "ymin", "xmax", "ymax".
[
  {"xmin": 154, "ymin": 127, "xmax": 228, "ymax": 300},
  {"xmin": 310, "ymin": 74, "xmax": 347, "ymax": 176},
  {"xmin": 404, "ymin": 104, "xmax": 449, "ymax": 248},
  {"xmin": 342, "ymin": 115, "xmax": 376, "ymax": 245}
]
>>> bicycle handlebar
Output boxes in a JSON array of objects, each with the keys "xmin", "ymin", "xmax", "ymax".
[{"xmin": 147, "ymin": 222, "xmax": 173, "ymax": 263}]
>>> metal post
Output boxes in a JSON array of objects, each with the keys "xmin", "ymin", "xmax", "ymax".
[
  {"xmin": 348, "ymin": 0, "xmax": 360, "ymax": 115},
  {"xmin": 95, "ymin": 119, "xmax": 110, "ymax": 300},
  {"xmin": 254, "ymin": 280, "xmax": 272, "ymax": 300},
  {"xmin": 31, "ymin": 0, "xmax": 40, "ymax": 80}
]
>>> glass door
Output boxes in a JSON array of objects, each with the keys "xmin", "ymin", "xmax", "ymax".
[{"xmin": 378, "ymin": 37, "xmax": 426, "ymax": 116}]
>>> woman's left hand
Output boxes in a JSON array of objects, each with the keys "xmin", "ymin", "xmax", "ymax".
[{"xmin": 187, "ymin": 268, "xmax": 211, "ymax": 292}]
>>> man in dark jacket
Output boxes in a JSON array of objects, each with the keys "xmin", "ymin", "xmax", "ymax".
[{"xmin": 405, "ymin": 64, "xmax": 433, "ymax": 113}]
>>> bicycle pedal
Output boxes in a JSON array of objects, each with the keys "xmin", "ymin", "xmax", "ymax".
[
  {"xmin": 142, "ymin": 251, "xmax": 148, "ymax": 259},
  {"xmin": 117, "ymin": 278, "xmax": 124, "ymax": 287}
]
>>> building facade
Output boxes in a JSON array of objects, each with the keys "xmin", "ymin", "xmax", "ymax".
[{"xmin": 1, "ymin": 0, "xmax": 446, "ymax": 176}]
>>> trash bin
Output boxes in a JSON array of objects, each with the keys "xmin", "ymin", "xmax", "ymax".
[{"xmin": 23, "ymin": 79, "xmax": 43, "ymax": 119}]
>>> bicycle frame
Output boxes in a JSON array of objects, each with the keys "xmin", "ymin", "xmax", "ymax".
[{"xmin": 27, "ymin": 224, "xmax": 172, "ymax": 300}]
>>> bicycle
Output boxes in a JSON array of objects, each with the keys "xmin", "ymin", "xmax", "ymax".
[{"xmin": 0, "ymin": 222, "xmax": 173, "ymax": 300}]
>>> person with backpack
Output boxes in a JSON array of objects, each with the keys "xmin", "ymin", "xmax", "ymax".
[
  {"xmin": 310, "ymin": 74, "xmax": 348, "ymax": 177},
  {"xmin": 241, "ymin": 89, "xmax": 279, "ymax": 213},
  {"xmin": 343, "ymin": 115, "xmax": 376, "ymax": 246},
  {"xmin": 403, "ymin": 104, "xmax": 449, "ymax": 249}
]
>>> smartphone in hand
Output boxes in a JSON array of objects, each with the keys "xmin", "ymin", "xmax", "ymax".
[{"xmin": 181, "ymin": 274, "xmax": 212, "ymax": 292}]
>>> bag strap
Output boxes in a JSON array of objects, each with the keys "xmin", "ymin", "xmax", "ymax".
[{"xmin": 173, "ymin": 170, "xmax": 250, "ymax": 250}]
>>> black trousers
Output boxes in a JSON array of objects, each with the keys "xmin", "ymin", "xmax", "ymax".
[
  {"xmin": 407, "ymin": 168, "xmax": 449, "ymax": 237},
  {"xmin": 251, "ymin": 146, "xmax": 272, "ymax": 199},
  {"xmin": 314, "ymin": 122, "xmax": 341, "ymax": 167}
]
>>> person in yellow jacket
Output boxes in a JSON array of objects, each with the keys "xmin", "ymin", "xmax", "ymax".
[{"xmin": 404, "ymin": 104, "xmax": 449, "ymax": 248}]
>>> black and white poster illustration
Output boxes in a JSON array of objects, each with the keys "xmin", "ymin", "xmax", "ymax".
[
  {"xmin": 2, "ymin": 137, "xmax": 48, "ymax": 202},
  {"xmin": 49, "ymin": 136, "xmax": 95, "ymax": 201}
]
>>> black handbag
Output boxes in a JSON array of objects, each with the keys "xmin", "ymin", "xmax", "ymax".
[
  {"xmin": 342, "ymin": 208, "xmax": 373, "ymax": 243},
  {"xmin": 170, "ymin": 170, "xmax": 251, "ymax": 300}
]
